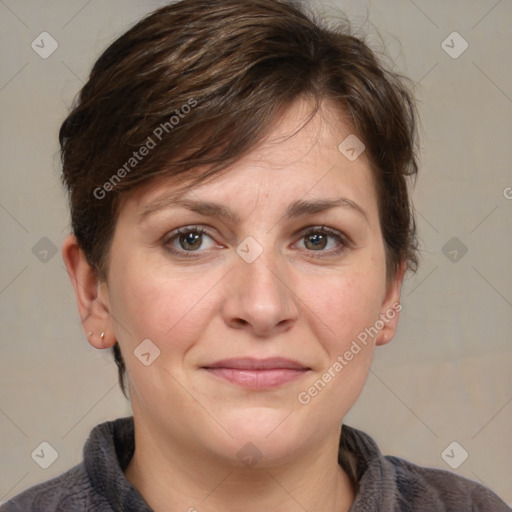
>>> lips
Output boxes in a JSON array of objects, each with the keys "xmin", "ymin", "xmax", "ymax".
[
  {"xmin": 204, "ymin": 357, "xmax": 309, "ymax": 371},
  {"xmin": 202, "ymin": 358, "xmax": 310, "ymax": 389}
]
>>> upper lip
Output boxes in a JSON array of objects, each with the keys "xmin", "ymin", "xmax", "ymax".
[{"xmin": 203, "ymin": 358, "xmax": 310, "ymax": 370}]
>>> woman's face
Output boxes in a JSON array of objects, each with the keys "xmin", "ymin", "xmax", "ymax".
[{"xmin": 98, "ymin": 99, "xmax": 403, "ymax": 465}]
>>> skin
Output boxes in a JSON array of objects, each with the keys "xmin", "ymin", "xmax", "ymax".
[{"xmin": 63, "ymin": 98, "xmax": 405, "ymax": 512}]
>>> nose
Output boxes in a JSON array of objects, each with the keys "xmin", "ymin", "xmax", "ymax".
[{"xmin": 221, "ymin": 245, "xmax": 299, "ymax": 338}]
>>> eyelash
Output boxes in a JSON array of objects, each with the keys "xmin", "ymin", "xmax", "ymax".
[{"xmin": 163, "ymin": 225, "xmax": 352, "ymax": 259}]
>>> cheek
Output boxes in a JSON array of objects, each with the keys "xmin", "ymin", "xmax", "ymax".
[
  {"xmin": 107, "ymin": 252, "xmax": 223, "ymax": 355},
  {"xmin": 107, "ymin": 257, "xmax": 225, "ymax": 408},
  {"xmin": 305, "ymin": 268, "xmax": 386, "ymax": 351},
  {"xmin": 292, "ymin": 272, "xmax": 386, "ymax": 420}
]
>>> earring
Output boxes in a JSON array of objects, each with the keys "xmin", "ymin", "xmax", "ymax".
[{"xmin": 87, "ymin": 331, "xmax": 105, "ymax": 340}]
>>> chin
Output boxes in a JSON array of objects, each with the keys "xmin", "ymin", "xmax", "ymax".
[{"xmin": 208, "ymin": 406, "xmax": 317, "ymax": 467}]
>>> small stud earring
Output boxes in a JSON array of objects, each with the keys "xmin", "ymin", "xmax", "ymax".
[{"xmin": 100, "ymin": 332, "xmax": 105, "ymax": 340}]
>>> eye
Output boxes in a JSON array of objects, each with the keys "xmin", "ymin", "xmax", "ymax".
[
  {"xmin": 296, "ymin": 226, "xmax": 351, "ymax": 258},
  {"xmin": 163, "ymin": 224, "xmax": 351, "ymax": 259},
  {"xmin": 164, "ymin": 226, "xmax": 217, "ymax": 257}
]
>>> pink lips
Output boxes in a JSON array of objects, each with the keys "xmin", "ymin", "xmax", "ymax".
[{"xmin": 202, "ymin": 358, "xmax": 310, "ymax": 389}]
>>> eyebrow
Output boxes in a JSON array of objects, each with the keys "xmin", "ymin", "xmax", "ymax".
[{"xmin": 140, "ymin": 195, "xmax": 369, "ymax": 225}]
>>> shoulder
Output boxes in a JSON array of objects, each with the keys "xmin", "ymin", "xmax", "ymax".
[
  {"xmin": 0, "ymin": 463, "xmax": 111, "ymax": 512},
  {"xmin": 384, "ymin": 454, "xmax": 511, "ymax": 511},
  {"xmin": 340, "ymin": 425, "xmax": 510, "ymax": 511}
]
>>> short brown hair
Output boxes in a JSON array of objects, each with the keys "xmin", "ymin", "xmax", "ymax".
[{"xmin": 60, "ymin": 0, "xmax": 420, "ymax": 397}]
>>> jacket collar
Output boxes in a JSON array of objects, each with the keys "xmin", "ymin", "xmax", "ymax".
[{"xmin": 84, "ymin": 416, "xmax": 391, "ymax": 512}]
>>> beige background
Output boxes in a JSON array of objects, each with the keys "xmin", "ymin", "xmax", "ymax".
[{"xmin": 1, "ymin": 0, "xmax": 511, "ymax": 506}]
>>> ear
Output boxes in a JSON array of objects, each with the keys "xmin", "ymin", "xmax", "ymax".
[
  {"xmin": 375, "ymin": 261, "xmax": 406, "ymax": 347},
  {"xmin": 62, "ymin": 234, "xmax": 116, "ymax": 350}
]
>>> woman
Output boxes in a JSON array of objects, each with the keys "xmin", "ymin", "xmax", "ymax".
[{"xmin": 2, "ymin": 0, "xmax": 509, "ymax": 510}]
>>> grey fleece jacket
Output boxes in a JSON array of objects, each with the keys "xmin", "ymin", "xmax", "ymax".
[{"xmin": 1, "ymin": 416, "xmax": 509, "ymax": 511}]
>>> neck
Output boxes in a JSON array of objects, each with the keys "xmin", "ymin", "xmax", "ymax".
[{"xmin": 124, "ymin": 418, "xmax": 355, "ymax": 512}]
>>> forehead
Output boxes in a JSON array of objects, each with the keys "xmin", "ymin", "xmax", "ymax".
[{"xmin": 120, "ymin": 98, "xmax": 378, "ymax": 221}]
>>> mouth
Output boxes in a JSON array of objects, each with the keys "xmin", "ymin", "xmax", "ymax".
[{"xmin": 202, "ymin": 358, "xmax": 311, "ymax": 389}]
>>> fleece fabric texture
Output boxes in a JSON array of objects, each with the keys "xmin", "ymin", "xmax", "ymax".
[{"xmin": 1, "ymin": 416, "xmax": 509, "ymax": 511}]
